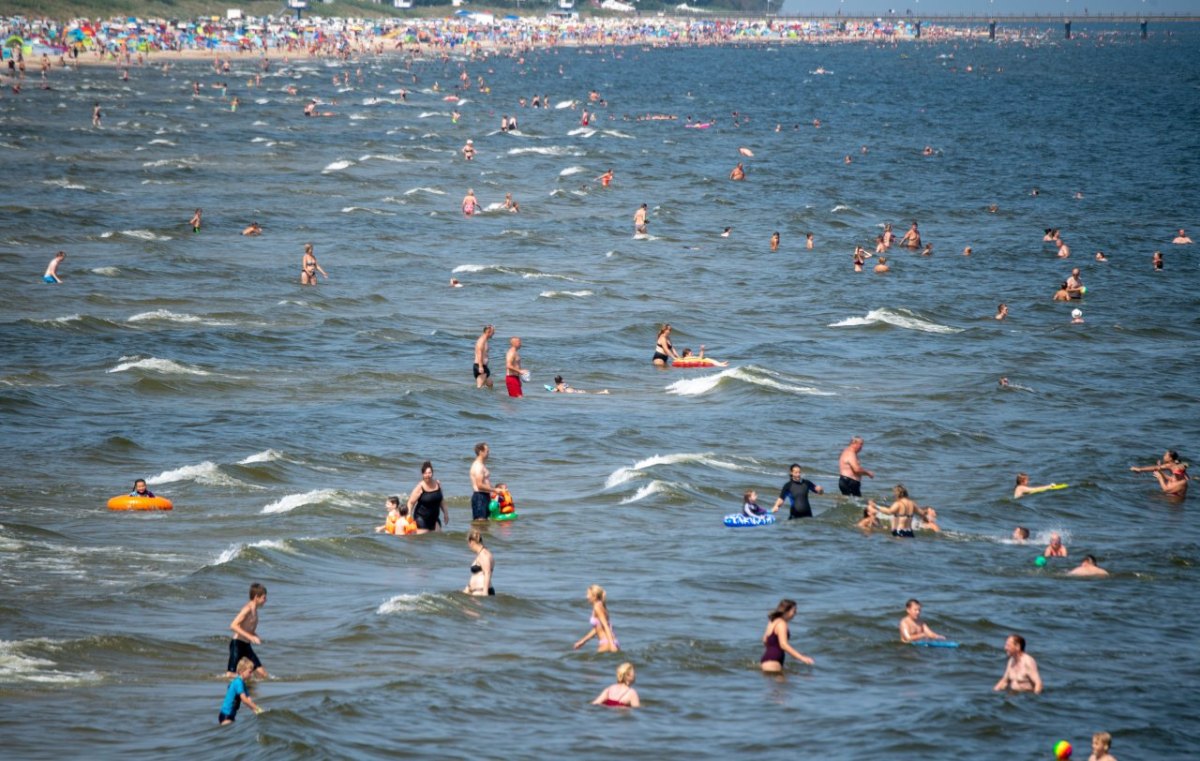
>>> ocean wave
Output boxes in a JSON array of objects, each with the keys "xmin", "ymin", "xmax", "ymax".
[
  {"xmin": 403, "ymin": 186, "xmax": 446, "ymax": 196},
  {"xmin": 829, "ymin": 308, "xmax": 962, "ymax": 334},
  {"xmin": 238, "ymin": 449, "xmax": 284, "ymax": 465},
  {"xmin": 213, "ymin": 539, "xmax": 292, "ymax": 566},
  {"xmin": 451, "ymin": 264, "xmax": 578, "ymax": 282},
  {"xmin": 506, "ymin": 146, "xmax": 580, "ymax": 157},
  {"xmin": 91, "ymin": 266, "xmax": 120, "ymax": 277},
  {"xmin": 147, "ymin": 461, "xmax": 244, "ymax": 487},
  {"xmin": 126, "ymin": 310, "xmax": 234, "ymax": 327},
  {"xmin": 261, "ymin": 488, "xmax": 339, "ymax": 515},
  {"xmin": 42, "ymin": 179, "xmax": 87, "ymax": 190},
  {"xmin": 322, "ymin": 159, "xmax": 354, "ymax": 173},
  {"xmin": 619, "ymin": 480, "xmax": 675, "ymax": 504},
  {"xmin": 120, "ymin": 229, "xmax": 172, "ymax": 241},
  {"xmin": 666, "ymin": 366, "xmax": 835, "ymax": 397},
  {"xmin": 567, "ymin": 127, "xmax": 597, "ymax": 138},
  {"xmin": 554, "ymin": 100, "xmax": 577, "ymax": 109},
  {"xmin": 559, "ymin": 166, "xmax": 586, "ymax": 177},
  {"xmin": 0, "ymin": 639, "xmax": 99, "ymax": 685},
  {"xmin": 538, "ymin": 290, "xmax": 593, "ymax": 298},
  {"xmin": 359, "ymin": 153, "xmax": 411, "ymax": 163},
  {"xmin": 605, "ymin": 453, "xmax": 744, "ymax": 489},
  {"xmin": 376, "ymin": 593, "xmax": 441, "ymax": 615},
  {"xmin": 341, "ymin": 206, "xmax": 393, "ymax": 215},
  {"xmin": 601, "ymin": 129, "xmax": 634, "ymax": 139},
  {"xmin": 106, "ymin": 356, "xmax": 210, "ymax": 376}
]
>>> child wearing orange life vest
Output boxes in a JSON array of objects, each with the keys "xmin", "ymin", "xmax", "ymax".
[{"xmin": 376, "ymin": 496, "xmax": 418, "ymax": 536}]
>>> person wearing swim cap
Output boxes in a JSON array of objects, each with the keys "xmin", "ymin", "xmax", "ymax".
[
  {"xmin": 838, "ymin": 437, "xmax": 874, "ymax": 497},
  {"xmin": 1071, "ymin": 308, "xmax": 1084, "ymax": 324}
]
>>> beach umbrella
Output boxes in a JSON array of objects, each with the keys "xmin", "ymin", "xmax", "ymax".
[{"xmin": 5, "ymin": 35, "xmax": 24, "ymax": 49}]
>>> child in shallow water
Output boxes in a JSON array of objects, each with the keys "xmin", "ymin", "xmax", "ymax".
[{"xmin": 742, "ymin": 490, "xmax": 766, "ymax": 517}]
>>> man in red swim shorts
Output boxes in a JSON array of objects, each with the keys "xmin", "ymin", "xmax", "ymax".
[{"xmin": 505, "ymin": 336, "xmax": 524, "ymax": 398}]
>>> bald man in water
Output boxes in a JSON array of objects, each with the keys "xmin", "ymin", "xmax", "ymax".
[{"xmin": 838, "ymin": 437, "xmax": 874, "ymax": 497}]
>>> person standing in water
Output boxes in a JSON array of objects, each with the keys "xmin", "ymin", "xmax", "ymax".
[
  {"xmin": 633, "ymin": 203, "xmax": 648, "ymax": 235},
  {"xmin": 761, "ymin": 599, "xmax": 815, "ymax": 672},
  {"xmin": 771, "ymin": 464, "xmax": 823, "ymax": 519},
  {"xmin": 574, "ymin": 585, "xmax": 619, "ymax": 653},
  {"xmin": 993, "ymin": 634, "xmax": 1042, "ymax": 694},
  {"xmin": 301, "ymin": 243, "xmax": 328, "ymax": 285},
  {"xmin": 189, "ymin": 208, "xmax": 202, "ymax": 233},
  {"xmin": 43, "ymin": 251, "xmax": 66, "ymax": 283},
  {"xmin": 898, "ymin": 599, "xmax": 946, "ymax": 643},
  {"xmin": 474, "ymin": 324, "xmax": 495, "ymax": 389},
  {"xmin": 469, "ymin": 442, "xmax": 493, "ymax": 521},
  {"xmin": 406, "ymin": 461, "xmax": 447, "ymax": 533},
  {"xmin": 464, "ymin": 528, "xmax": 494, "ymax": 596},
  {"xmin": 505, "ymin": 337, "xmax": 524, "ymax": 398},
  {"xmin": 837, "ymin": 436, "xmax": 874, "ymax": 497},
  {"xmin": 592, "ymin": 662, "xmax": 640, "ymax": 707},
  {"xmin": 652, "ymin": 324, "xmax": 678, "ymax": 367}
]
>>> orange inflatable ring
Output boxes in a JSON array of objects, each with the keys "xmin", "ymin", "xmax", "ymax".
[
  {"xmin": 107, "ymin": 495, "xmax": 173, "ymax": 511},
  {"xmin": 672, "ymin": 357, "xmax": 719, "ymax": 368}
]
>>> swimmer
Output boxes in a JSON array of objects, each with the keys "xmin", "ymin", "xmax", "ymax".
[
  {"xmin": 916, "ymin": 506, "xmax": 941, "ymax": 532},
  {"xmin": 770, "ymin": 231, "xmax": 780, "ymax": 252},
  {"xmin": 241, "ymin": 222, "xmax": 262, "ymax": 236},
  {"xmin": 899, "ymin": 599, "xmax": 945, "ymax": 643},
  {"xmin": 1095, "ymin": 251, "xmax": 1108, "ymax": 262},
  {"xmin": 844, "ymin": 154, "xmax": 852, "ymax": 164},
  {"xmin": 129, "ymin": 479, "xmax": 155, "ymax": 498},
  {"xmin": 872, "ymin": 484, "xmax": 919, "ymax": 538},
  {"xmin": 574, "ymin": 585, "xmax": 619, "ymax": 653},
  {"xmin": 1057, "ymin": 238, "xmax": 1070, "ymax": 258},
  {"xmin": 1089, "ymin": 731, "xmax": 1118, "ymax": 761},
  {"xmin": 873, "ymin": 256, "xmax": 890, "ymax": 274},
  {"xmin": 1068, "ymin": 554, "xmax": 1109, "ymax": 577},
  {"xmin": 300, "ymin": 243, "xmax": 328, "ymax": 285},
  {"xmin": 806, "ymin": 232, "xmax": 814, "ymax": 250},
  {"xmin": 853, "ymin": 249, "xmax": 866, "ymax": 272},
  {"xmin": 1071, "ymin": 308, "xmax": 1084, "ymax": 324},
  {"xmin": 922, "ymin": 146, "xmax": 934, "ymax": 156},
  {"xmin": 503, "ymin": 192, "xmax": 519, "ymax": 213},
  {"xmin": 921, "ymin": 243, "xmax": 933, "ymax": 256},
  {"xmin": 995, "ymin": 303, "xmax": 1008, "ymax": 320},
  {"xmin": 1066, "ymin": 267, "xmax": 1084, "ymax": 299},
  {"xmin": 856, "ymin": 501, "xmax": 881, "ymax": 530},
  {"xmin": 1152, "ymin": 463, "xmax": 1189, "ymax": 499},
  {"xmin": 838, "ymin": 436, "xmax": 874, "ymax": 497},
  {"xmin": 999, "ymin": 376, "xmax": 1010, "ymax": 387},
  {"xmin": 1153, "ymin": 251, "xmax": 1163, "ymax": 270},
  {"xmin": 1130, "ymin": 450, "xmax": 1183, "ymax": 474},
  {"xmin": 679, "ymin": 345, "xmax": 728, "ymax": 367},
  {"xmin": 450, "ymin": 278, "xmax": 463, "ymax": 288},
  {"xmin": 1013, "ymin": 473, "xmax": 1056, "ymax": 499},
  {"xmin": 218, "ymin": 657, "xmax": 263, "ymax": 725},
  {"xmin": 633, "ymin": 203, "xmax": 649, "ymax": 235},
  {"xmin": 652, "ymin": 323, "xmax": 678, "ymax": 367},
  {"xmin": 92, "ymin": 102, "xmax": 102, "ymax": 127},
  {"xmin": 1172, "ymin": 228, "xmax": 1192, "ymax": 245},
  {"xmin": 474, "ymin": 324, "xmax": 495, "ymax": 389},
  {"xmin": 1012, "ymin": 526, "xmax": 1031, "ymax": 543},
  {"xmin": 963, "ymin": 246, "xmax": 973, "ymax": 256},
  {"xmin": 729, "ymin": 162, "xmax": 745, "ymax": 181},
  {"xmin": 462, "ymin": 188, "xmax": 479, "ymax": 217},
  {"xmin": 463, "ymin": 528, "xmax": 494, "ymax": 596},
  {"xmin": 771, "ymin": 464, "xmax": 823, "ymax": 520},
  {"xmin": 1044, "ymin": 533, "xmax": 1068, "ymax": 558},
  {"xmin": 1053, "ymin": 282, "xmax": 1072, "ymax": 301},
  {"xmin": 900, "ymin": 222, "xmax": 921, "ymax": 249},
  {"xmin": 189, "ymin": 208, "xmax": 202, "ymax": 233},
  {"xmin": 375, "ymin": 496, "xmax": 416, "ymax": 536},
  {"xmin": 552, "ymin": 375, "xmax": 608, "ymax": 394},
  {"xmin": 505, "ymin": 336, "xmax": 524, "ymax": 398},
  {"xmin": 407, "ymin": 461, "xmax": 447, "ymax": 533},
  {"xmin": 742, "ymin": 489, "xmax": 767, "ymax": 517},
  {"xmin": 226, "ymin": 583, "xmax": 269, "ymax": 679},
  {"xmin": 761, "ymin": 599, "xmax": 814, "ymax": 672},
  {"xmin": 43, "ymin": 250, "xmax": 65, "ymax": 283},
  {"xmin": 461, "ymin": 138, "xmax": 475, "ymax": 161},
  {"xmin": 592, "ymin": 662, "xmax": 639, "ymax": 707},
  {"xmin": 993, "ymin": 634, "xmax": 1042, "ymax": 694},
  {"xmin": 721, "ymin": 227, "xmax": 732, "ymax": 238}
]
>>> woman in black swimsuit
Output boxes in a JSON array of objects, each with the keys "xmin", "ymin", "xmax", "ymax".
[
  {"xmin": 652, "ymin": 323, "xmax": 678, "ymax": 367},
  {"xmin": 406, "ymin": 461, "xmax": 447, "ymax": 534}
]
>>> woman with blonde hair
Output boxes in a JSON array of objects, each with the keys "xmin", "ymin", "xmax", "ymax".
[
  {"xmin": 463, "ymin": 529, "xmax": 494, "ymax": 596},
  {"xmin": 592, "ymin": 662, "xmax": 640, "ymax": 708},
  {"xmin": 574, "ymin": 585, "xmax": 619, "ymax": 653}
]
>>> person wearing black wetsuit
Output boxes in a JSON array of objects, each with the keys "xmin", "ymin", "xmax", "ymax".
[{"xmin": 771, "ymin": 463, "xmax": 824, "ymax": 519}]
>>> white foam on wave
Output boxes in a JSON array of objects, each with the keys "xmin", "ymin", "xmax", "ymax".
[
  {"xmin": 107, "ymin": 356, "xmax": 210, "ymax": 376},
  {"xmin": 403, "ymin": 186, "xmax": 446, "ymax": 196},
  {"xmin": 359, "ymin": 153, "xmax": 411, "ymax": 163},
  {"xmin": 349, "ymin": 113, "xmax": 369, "ymax": 121},
  {"xmin": 601, "ymin": 129, "xmax": 634, "ymax": 139},
  {"xmin": 322, "ymin": 159, "xmax": 354, "ymax": 173},
  {"xmin": 559, "ymin": 165, "xmax": 586, "ymax": 177},
  {"xmin": 831, "ymin": 204, "xmax": 853, "ymax": 212},
  {"xmin": 829, "ymin": 308, "xmax": 962, "ymax": 334},
  {"xmin": 34, "ymin": 314, "xmax": 82, "ymax": 326},
  {"xmin": 568, "ymin": 127, "xmax": 597, "ymax": 137},
  {"xmin": 261, "ymin": 489, "xmax": 339, "ymax": 515},
  {"xmin": 507, "ymin": 146, "xmax": 578, "ymax": 157},
  {"xmin": 482, "ymin": 202, "xmax": 506, "ymax": 213},
  {"xmin": 147, "ymin": 460, "xmax": 243, "ymax": 487},
  {"xmin": 377, "ymin": 593, "xmax": 437, "ymax": 615},
  {"xmin": 521, "ymin": 271, "xmax": 579, "ymax": 281},
  {"xmin": 238, "ymin": 449, "xmax": 284, "ymax": 465},
  {"xmin": 341, "ymin": 206, "xmax": 392, "ymax": 215},
  {"xmin": 605, "ymin": 453, "xmax": 743, "ymax": 490},
  {"xmin": 42, "ymin": 179, "xmax": 87, "ymax": 190},
  {"xmin": 213, "ymin": 539, "xmax": 291, "ymax": 565},
  {"xmin": 120, "ymin": 229, "xmax": 171, "ymax": 241},
  {"xmin": 666, "ymin": 366, "xmax": 834, "ymax": 397},
  {"xmin": 452, "ymin": 263, "xmax": 491, "ymax": 274},
  {"xmin": 539, "ymin": 289, "xmax": 593, "ymax": 298},
  {"xmin": 0, "ymin": 640, "xmax": 99, "ymax": 685},
  {"xmin": 554, "ymin": 100, "xmax": 577, "ymax": 109},
  {"xmin": 127, "ymin": 309, "xmax": 234, "ymax": 327},
  {"xmin": 619, "ymin": 480, "xmax": 673, "ymax": 504},
  {"xmin": 147, "ymin": 138, "xmax": 176, "ymax": 146},
  {"xmin": 91, "ymin": 266, "xmax": 120, "ymax": 277}
]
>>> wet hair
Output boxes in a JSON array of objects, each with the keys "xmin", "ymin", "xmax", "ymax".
[
  {"xmin": 474, "ymin": 442, "xmax": 488, "ymax": 456},
  {"xmin": 387, "ymin": 495, "xmax": 401, "ymax": 509},
  {"xmin": 1016, "ymin": 473, "xmax": 1028, "ymax": 485},
  {"xmin": 249, "ymin": 582, "xmax": 267, "ymax": 600},
  {"xmin": 893, "ymin": 484, "xmax": 909, "ymax": 499},
  {"xmin": 466, "ymin": 528, "xmax": 484, "ymax": 546},
  {"xmin": 1015, "ymin": 526, "xmax": 1030, "ymax": 539},
  {"xmin": 587, "ymin": 584, "xmax": 606, "ymax": 603},
  {"xmin": 421, "ymin": 460, "xmax": 433, "ymax": 475},
  {"xmin": 768, "ymin": 599, "xmax": 797, "ymax": 621},
  {"xmin": 554, "ymin": 375, "xmax": 564, "ymax": 384},
  {"xmin": 1083, "ymin": 554, "xmax": 1098, "ymax": 564},
  {"xmin": 1166, "ymin": 450, "xmax": 1180, "ymax": 462},
  {"xmin": 1092, "ymin": 732, "xmax": 1111, "ymax": 751},
  {"xmin": 1009, "ymin": 634, "xmax": 1026, "ymax": 651},
  {"xmin": 616, "ymin": 662, "xmax": 635, "ymax": 684},
  {"xmin": 905, "ymin": 598, "xmax": 920, "ymax": 609}
]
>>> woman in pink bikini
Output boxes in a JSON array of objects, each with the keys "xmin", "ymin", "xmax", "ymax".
[{"xmin": 573, "ymin": 585, "xmax": 619, "ymax": 653}]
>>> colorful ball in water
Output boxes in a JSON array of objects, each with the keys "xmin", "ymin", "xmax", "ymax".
[
  {"xmin": 1035, "ymin": 556, "xmax": 1048, "ymax": 567},
  {"xmin": 1054, "ymin": 740, "xmax": 1072, "ymax": 759}
]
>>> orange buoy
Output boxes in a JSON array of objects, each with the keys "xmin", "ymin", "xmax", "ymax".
[{"xmin": 107, "ymin": 495, "xmax": 173, "ymax": 511}]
